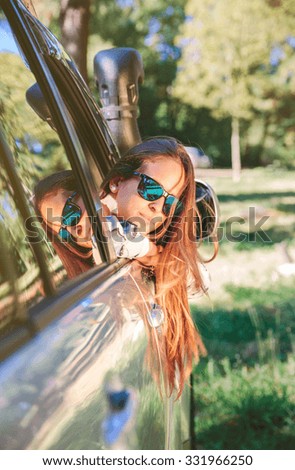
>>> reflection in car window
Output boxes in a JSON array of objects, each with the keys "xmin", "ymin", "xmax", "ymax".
[
  {"xmin": 33, "ymin": 170, "xmax": 96, "ymax": 279},
  {"xmin": 0, "ymin": 12, "xmax": 101, "ymax": 286},
  {"xmin": 0, "ymin": 167, "xmax": 43, "ymax": 335}
]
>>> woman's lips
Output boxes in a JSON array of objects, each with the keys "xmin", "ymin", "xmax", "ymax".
[
  {"xmin": 138, "ymin": 213, "xmax": 151, "ymax": 228},
  {"xmin": 139, "ymin": 212, "xmax": 149, "ymax": 222}
]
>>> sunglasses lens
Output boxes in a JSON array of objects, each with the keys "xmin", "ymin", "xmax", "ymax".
[
  {"xmin": 138, "ymin": 175, "xmax": 163, "ymax": 201},
  {"xmin": 163, "ymin": 195, "xmax": 183, "ymax": 217},
  {"xmin": 135, "ymin": 172, "xmax": 183, "ymax": 217},
  {"xmin": 62, "ymin": 203, "xmax": 81, "ymax": 226},
  {"xmin": 175, "ymin": 200, "xmax": 183, "ymax": 216},
  {"xmin": 59, "ymin": 227, "xmax": 71, "ymax": 241}
]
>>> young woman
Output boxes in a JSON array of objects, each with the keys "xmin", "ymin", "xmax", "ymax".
[{"xmin": 100, "ymin": 137, "xmax": 215, "ymax": 398}]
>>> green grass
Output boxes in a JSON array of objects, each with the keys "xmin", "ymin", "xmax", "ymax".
[
  {"xmin": 193, "ymin": 356, "xmax": 295, "ymax": 450},
  {"xmin": 191, "ymin": 168, "xmax": 295, "ymax": 450}
]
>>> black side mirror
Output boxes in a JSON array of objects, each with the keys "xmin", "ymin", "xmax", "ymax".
[
  {"xmin": 26, "ymin": 83, "xmax": 56, "ymax": 131},
  {"xmin": 195, "ymin": 179, "xmax": 220, "ymax": 241},
  {"xmin": 94, "ymin": 47, "xmax": 144, "ymax": 155}
]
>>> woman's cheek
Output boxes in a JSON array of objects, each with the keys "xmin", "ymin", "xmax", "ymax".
[{"xmin": 116, "ymin": 195, "xmax": 134, "ymax": 220}]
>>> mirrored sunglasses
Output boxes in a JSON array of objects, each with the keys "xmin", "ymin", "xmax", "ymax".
[
  {"xmin": 58, "ymin": 191, "xmax": 82, "ymax": 241},
  {"xmin": 133, "ymin": 171, "xmax": 183, "ymax": 217}
]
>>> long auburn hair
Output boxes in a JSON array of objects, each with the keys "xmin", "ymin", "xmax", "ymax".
[
  {"xmin": 34, "ymin": 170, "xmax": 94, "ymax": 279},
  {"xmin": 100, "ymin": 137, "xmax": 213, "ymax": 398}
]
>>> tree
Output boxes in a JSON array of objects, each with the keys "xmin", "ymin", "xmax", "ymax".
[
  {"xmin": 59, "ymin": 0, "xmax": 91, "ymax": 82},
  {"xmin": 173, "ymin": 0, "xmax": 295, "ymax": 179}
]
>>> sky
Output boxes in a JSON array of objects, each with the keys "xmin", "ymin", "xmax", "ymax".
[{"xmin": 0, "ymin": 18, "xmax": 19, "ymax": 54}]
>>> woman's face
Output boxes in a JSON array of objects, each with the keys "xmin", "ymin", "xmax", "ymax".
[
  {"xmin": 40, "ymin": 189, "xmax": 93, "ymax": 248},
  {"xmin": 111, "ymin": 157, "xmax": 185, "ymax": 234}
]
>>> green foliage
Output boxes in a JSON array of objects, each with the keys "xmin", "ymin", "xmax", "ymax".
[
  {"xmin": 174, "ymin": 0, "xmax": 294, "ymax": 119},
  {"xmin": 173, "ymin": 0, "xmax": 295, "ymax": 168},
  {"xmin": 192, "ymin": 281, "xmax": 295, "ymax": 364},
  {"xmin": 194, "ymin": 357, "xmax": 295, "ymax": 449},
  {"xmin": 191, "ymin": 168, "xmax": 295, "ymax": 449},
  {"xmin": 0, "ymin": 51, "xmax": 69, "ymax": 185},
  {"xmin": 0, "ymin": 53, "xmax": 43, "ymax": 186}
]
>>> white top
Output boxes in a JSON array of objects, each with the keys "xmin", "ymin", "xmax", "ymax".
[
  {"xmin": 104, "ymin": 215, "xmax": 151, "ymax": 259},
  {"xmin": 104, "ymin": 214, "xmax": 211, "ymax": 297}
]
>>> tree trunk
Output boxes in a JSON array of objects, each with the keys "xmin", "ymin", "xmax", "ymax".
[
  {"xmin": 231, "ymin": 116, "xmax": 241, "ymax": 182},
  {"xmin": 59, "ymin": 0, "xmax": 91, "ymax": 83},
  {"xmin": 23, "ymin": 1, "xmax": 38, "ymax": 16}
]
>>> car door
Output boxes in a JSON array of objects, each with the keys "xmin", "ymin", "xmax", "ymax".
[{"xmin": 0, "ymin": 0, "xmax": 177, "ymax": 449}]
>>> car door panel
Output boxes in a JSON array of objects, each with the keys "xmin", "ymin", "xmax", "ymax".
[{"xmin": 0, "ymin": 262, "xmax": 166, "ymax": 450}]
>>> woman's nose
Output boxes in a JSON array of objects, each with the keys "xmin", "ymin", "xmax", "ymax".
[
  {"xmin": 148, "ymin": 197, "xmax": 164, "ymax": 214},
  {"xmin": 70, "ymin": 213, "xmax": 91, "ymax": 242}
]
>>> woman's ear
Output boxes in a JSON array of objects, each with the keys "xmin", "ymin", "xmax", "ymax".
[{"xmin": 109, "ymin": 177, "xmax": 121, "ymax": 193}]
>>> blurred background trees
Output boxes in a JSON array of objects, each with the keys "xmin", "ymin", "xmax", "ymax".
[
  {"xmin": 174, "ymin": 0, "xmax": 295, "ymax": 178},
  {"xmin": 33, "ymin": 0, "xmax": 294, "ymax": 170}
]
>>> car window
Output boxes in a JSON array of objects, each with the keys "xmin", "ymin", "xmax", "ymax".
[{"xmin": 0, "ymin": 11, "xmax": 103, "ymax": 291}]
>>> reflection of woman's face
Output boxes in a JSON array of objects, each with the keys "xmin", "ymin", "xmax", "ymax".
[
  {"xmin": 40, "ymin": 189, "xmax": 93, "ymax": 248},
  {"xmin": 111, "ymin": 157, "xmax": 185, "ymax": 234}
]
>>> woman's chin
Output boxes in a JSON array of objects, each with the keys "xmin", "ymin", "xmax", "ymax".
[{"xmin": 77, "ymin": 240, "xmax": 93, "ymax": 249}]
